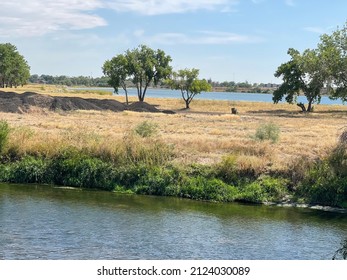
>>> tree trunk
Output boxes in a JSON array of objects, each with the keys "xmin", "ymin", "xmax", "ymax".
[
  {"xmin": 125, "ymin": 89, "xmax": 129, "ymax": 105},
  {"xmin": 185, "ymin": 99, "xmax": 190, "ymax": 109},
  {"xmin": 296, "ymin": 102, "xmax": 307, "ymax": 112},
  {"xmin": 307, "ymin": 99, "xmax": 314, "ymax": 112}
]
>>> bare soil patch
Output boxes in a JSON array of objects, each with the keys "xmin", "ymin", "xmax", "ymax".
[{"xmin": 0, "ymin": 91, "xmax": 168, "ymax": 114}]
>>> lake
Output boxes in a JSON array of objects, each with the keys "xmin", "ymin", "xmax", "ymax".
[
  {"xmin": 72, "ymin": 87, "xmax": 346, "ymax": 105},
  {"xmin": 1, "ymin": 183, "xmax": 346, "ymax": 260}
]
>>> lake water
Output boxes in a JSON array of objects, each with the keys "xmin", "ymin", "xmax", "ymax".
[
  {"xmin": 74, "ymin": 87, "xmax": 346, "ymax": 105},
  {"xmin": 1, "ymin": 183, "xmax": 346, "ymax": 260}
]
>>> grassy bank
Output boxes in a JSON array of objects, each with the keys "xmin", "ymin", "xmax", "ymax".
[
  {"xmin": 0, "ymin": 135, "xmax": 346, "ymax": 207},
  {"xmin": 0, "ymin": 86, "xmax": 346, "ymax": 207}
]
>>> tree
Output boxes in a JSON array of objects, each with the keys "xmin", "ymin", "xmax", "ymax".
[
  {"xmin": 167, "ymin": 68, "xmax": 212, "ymax": 109},
  {"xmin": 318, "ymin": 22, "xmax": 347, "ymax": 101},
  {"xmin": 103, "ymin": 54, "xmax": 130, "ymax": 104},
  {"xmin": 103, "ymin": 45, "xmax": 172, "ymax": 103},
  {"xmin": 273, "ymin": 48, "xmax": 325, "ymax": 112},
  {"xmin": 0, "ymin": 43, "xmax": 30, "ymax": 88}
]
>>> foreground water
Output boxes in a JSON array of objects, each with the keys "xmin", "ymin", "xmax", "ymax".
[{"xmin": 0, "ymin": 183, "xmax": 346, "ymax": 260}]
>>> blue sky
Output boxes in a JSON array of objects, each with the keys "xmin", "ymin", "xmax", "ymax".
[{"xmin": 1, "ymin": 0, "xmax": 346, "ymax": 83}]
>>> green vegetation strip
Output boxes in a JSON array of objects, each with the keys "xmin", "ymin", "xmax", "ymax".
[{"xmin": 0, "ymin": 120, "xmax": 346, "ymax": 208}]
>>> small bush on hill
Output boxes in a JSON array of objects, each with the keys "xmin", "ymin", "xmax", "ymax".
[
  {"xmin": 134, "ymin": 121, "xmax": 158, "ymax": 138},
  {"xmin": 254, "ymin": 122, "xmax": 280, "ymax": 143}
]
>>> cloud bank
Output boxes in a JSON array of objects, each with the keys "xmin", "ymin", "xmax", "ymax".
[
  {"xmin": 0, "ymin": 0, "xmax": 240, "ymax": 37},
  {"xmin": 0, "ymin": 0, "xmax": 106, "ymax": 37}
]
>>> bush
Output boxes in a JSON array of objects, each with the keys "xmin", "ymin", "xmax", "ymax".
[
  {"xmin": 238, "ymin": 176, "xmax": 288, "ymax": 203},
  {"xmin": 134, "ymin": 166, "xmax": 182, "ymax": 196},
  {"xmin": 238, "ymin": 182, "xmax": 265, "ymax": 203},
  {"xmin": 0, "ymin": 120, "xmax": 10, "ymax": 154},
  {"xmin": 134, "ymin": 121, "xmax": 158, "ymax": 138},
  {"xmin": 254, "ymin": 122, "xmax": 280, "ymax": 143},
  {"xmin": 298, "ymin": 160, "xmax": 347, "ymax": 207},
  {"xmin": 8, "ymin": 156, "xmax": 48, "ymax": 184},
  {"xmin": 48, "ymin": 154, "xmax": 116, "ymax": 190},
  {"xmin": 181, "ymin": 176, "xmax": 238, "ymax": 202},
  {"xmin": 215, "ymin": 154, "xmax": 239, "ymax": 185}
]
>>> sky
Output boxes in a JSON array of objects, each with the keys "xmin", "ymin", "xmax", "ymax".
[{"xmin": 1, "ymin": 0, "xmax": 346, "ymax": 84}]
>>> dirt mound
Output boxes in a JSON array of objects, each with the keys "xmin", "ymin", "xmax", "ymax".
[
  {"xmin": 127, "ymin": 101, "xmax": 160, "ymax": 113},
  {"xmin": 0, "ymin": 91, "xmax": 176, "ymax": 114},
  {"xmin": 0, "ymin": 91, "xmax": 126, "ymax": 113}
]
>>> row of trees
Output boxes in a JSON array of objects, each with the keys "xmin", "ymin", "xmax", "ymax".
[
  {"xmin": 274, "ymin": 22, "xmax": 347, "ymax": 112},
  {"xmin": 0, "ymin": 43, "xmax": 30, "ymax": 88},
  {"xmin": 103, "ymin": 44, "xmax": 211, "ymax": 108},
  {"xmin": 29, "ymin": 74, "xmax": 109, "ymax": 87}
]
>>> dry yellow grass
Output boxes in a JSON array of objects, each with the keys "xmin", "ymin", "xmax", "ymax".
[{"xmin": 1, "ymin": 85, "xmax": 347, "ymax": 172}]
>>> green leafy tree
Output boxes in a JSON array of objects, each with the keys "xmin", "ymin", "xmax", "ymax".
[
  {"xmin": 0, "ymin": 43, "xmax": 30, "ymax": 88},
  {"xmin": 319, "ymin": 22, "xmax": 347, "ymax": 101},
  {"xmin": 103, "ymin": 54, "xmax": 130, "ymax": 104},
  {"xmin": 273, "ymin": 48, "xmax": 325, "ymax": 112},
  {"xmin": 167, "ymin": 68, "xmax": 212, "ymax": 109},
  {"xmin": 103, "ymin": 45, "xmax": 172, "ymax": 102}
]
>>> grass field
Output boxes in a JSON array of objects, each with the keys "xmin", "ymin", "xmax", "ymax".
[
  {"xmin": 0, "ymin": 84, "xmax": 346, "ymax": 206},
  {"xmin": 1, "ymin": 84, "xmax": 347, "ymax": 176}
]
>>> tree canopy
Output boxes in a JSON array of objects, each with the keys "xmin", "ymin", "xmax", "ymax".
[
  {"xmin": 273, "ymin": 48, "xmax": 325, "ymax": 112},
  {"xmin": 274, "ymin": 22, "xmax": 347, "ymax": 111},
  {"xmin": 167, "ymin": 68, "xmax": 212, "ymax": 109},
  {"xmin": 0, "ymin": 43, "xmax": 30, "ymax": 88},
  {"xmin": 318, "ymin": 21, "xmax": 347, "ymax": 101},
  {"xmin": 103, "ymin": 45, "xmax": 172, "ymax": 102},
  {"xmin": 103, "ymin": 54, "xmax": 130, "ymax": 104}
]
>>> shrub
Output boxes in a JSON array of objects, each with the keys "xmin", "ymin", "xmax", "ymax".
[
  {"xmin": 134, "ymin": 166, "xmax": 179, "ymax": 196},
  {"xmin": 238, "ymin": 176, "xmax": 288, "ymax": 203},
  {"xmin": 298, "ymin": 160, "xmax": 347, "ymax": 207},
  {"xmin": 238, "ymin": 182, "xmax": 265, "ymax": 203},
  {"xmin": 215, "ymin": 154, "xmax": 238, "ymax": 185},
  {"xmin": 8, "ymin": 156, "xmax": 48, "ymax": 184},
  {"xmin": 0, "ymin": 120, "xmax": 10, "ymax": 154},
  {"xmin": 254, "ymin": 122, "xmax": 280, "ymax": 143},
  {"xmin": 48, "ymin": 154, "xmax": 116, "ymax": 190},
  {"xmin": 134, "ymin": 121, "xmax": 158, "ymax": 138},
  {"xmin": 215, "ymin": 154, "xmax": 259, "ymax": 185},
  {"xmin": 257, "ymin": 175, "xmax": 288, "ymax": 201},
  {"xmin": 181, "ymin": 176, "xmax": 238, "ymax": 202}
]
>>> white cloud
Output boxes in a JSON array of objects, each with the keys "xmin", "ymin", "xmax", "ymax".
[
  {"xmin": 135, "ymin": 30, "xmax": 263, "ymax": 45},
  {"xmin": 0, "ymin": 0, "xmax": 106, "ymax": 37},
  {"xmin": 107, "ymin": 0, "xmax": 238, "ymax": 15},
  {"xmin": 0, "ymin": 0, "xmax": 240, "ymax": 38}
]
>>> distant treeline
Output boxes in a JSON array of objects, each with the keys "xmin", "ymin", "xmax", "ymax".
[
  {"xmin": 208, "ymin": 80, "xmax": 280, "ymax": 93},
  {"xmin": 29, "ymin": 74, "xmax": 279, "ymax": 93},
  {"xmin": 29, "ymin": 74, "xmax": 110, "ymax": 87}
]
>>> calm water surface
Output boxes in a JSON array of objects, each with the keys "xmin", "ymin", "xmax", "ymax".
[
  {"xmin": 0, "ymin": 183, "xmax": 346, "ymax": 260},
  {"xmin": 73, "ymin": 87, "xmax": 346, "ymax": 105}
]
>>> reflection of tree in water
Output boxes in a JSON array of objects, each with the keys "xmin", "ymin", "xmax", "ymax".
[{"xmin": 333, "ymin": 238, "xmax": 347, "ymax": 260}]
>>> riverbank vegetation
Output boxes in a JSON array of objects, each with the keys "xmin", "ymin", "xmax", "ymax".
[{"xmin": 0, "ymin": 87, "xmax": 346, "ymax": 208}]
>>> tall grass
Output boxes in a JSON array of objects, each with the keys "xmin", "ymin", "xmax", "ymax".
[{"xmin": 0, "ymin": 120, "xmax": 10, "ymax": 154}]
